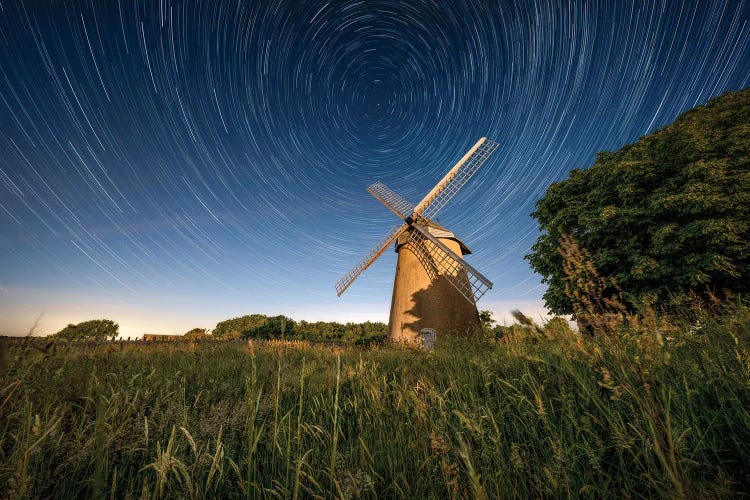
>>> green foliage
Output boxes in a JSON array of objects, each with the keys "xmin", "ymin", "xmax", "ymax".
[
  {"xmin": 527, "ymin": 88, "xmax": 750, "ymax": 315},
  {"xmin": 242, "ymin": 315, "xmax": 296, "ymax": 339},
  {"xmin": 478, "ymin": 310, "xmax": 507, "ymax": 340},
  {"xmin": 213, "ymin": 314, "xmax": 267, "ymax": 337},
  {"xmin": 542, "ymin": 316, "xmax": 572, "ymax": 336},
  {"xmin": 213, "ymin": 313, "xmax": 387, "ymax": 343},
  {"xmin": 52, "ymin": 319, "xmax": 119, "ymax": 340},
  {"xmin": 295, "ymin": 320, "xmax": 387, "ymax": 343},
  {"xmin": 479, "ymin": 310, "xmax": 494, "ymax": 332},
  {"xmin": 3, "ymin": 305, "xmax": 750, "ymax": 497},
  {"xmin": 183, "ymin": 328, "xmax": 207, "ymax": 338}
]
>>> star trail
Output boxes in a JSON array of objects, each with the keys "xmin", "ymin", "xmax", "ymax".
[{"xmin": 1, "ymin": 1, "xmax": 748, "ymax": 337}]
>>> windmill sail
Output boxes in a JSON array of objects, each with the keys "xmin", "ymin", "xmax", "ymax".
[
  {"xmin": 335, "ymin": 137, "xmax": 499, "ymax": 304},
  {"xmin": 335, "ymin": 224, "xmax": 407, "ymax": 296},
  {"xmin": 367, "ymin": 181, "xmax": 415, "ymax": 220},
  {"xmin": 408, "ymin": 223, "xmax": 492, "ymax": 304},
  {"xmin": 413, "ymin": 138, "xmax": 499, "ymax": 220}
]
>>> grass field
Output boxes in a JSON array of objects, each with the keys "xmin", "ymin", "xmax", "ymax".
[{"xmin": 2, "ymin": 307, "xmax": 750, "ymax": 498}]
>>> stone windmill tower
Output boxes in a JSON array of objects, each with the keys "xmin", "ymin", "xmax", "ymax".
[{"xmin": 335, "ymin": 138, "xmax": 499, "ymax": 345}]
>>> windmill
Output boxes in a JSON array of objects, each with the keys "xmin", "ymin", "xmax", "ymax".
[{"xmin": 335, "ymin": 137, "xmax": 499, "ymax": 345}]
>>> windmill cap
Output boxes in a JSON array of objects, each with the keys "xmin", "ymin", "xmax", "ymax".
[{"xmin": 395, "ymin": 220, "xmax": 472, "ymax": 255}]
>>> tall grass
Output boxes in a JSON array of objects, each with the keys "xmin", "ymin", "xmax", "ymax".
[{"xmin": 1, "ymin": 307, "xmax": 749, "ymax": 498}]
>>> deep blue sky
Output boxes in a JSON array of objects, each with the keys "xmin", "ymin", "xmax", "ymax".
[{"xmin": 1, "ymin": 0, "xmax": 748, "ymax": 336}]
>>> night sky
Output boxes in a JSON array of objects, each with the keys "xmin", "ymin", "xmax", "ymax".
[{"xmin": 1, "ymin": 1, "xmax": 748, "ymax": 337}]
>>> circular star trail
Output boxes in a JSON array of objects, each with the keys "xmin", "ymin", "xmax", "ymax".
[{"xmin": 0, "ymin": 1, "xmax": 748, "ymax": 335}]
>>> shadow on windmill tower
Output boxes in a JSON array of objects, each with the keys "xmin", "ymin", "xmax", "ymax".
[
  {"xmin": 335, "ymin": 137, "xmax": 499, "ymax": 348},
  {"xmin": 389, "ymin": 223, "xmax": 482, "ymax": 345},
  {"xmin": 399, "ymin": 278, "xmax": 481, "ymax": 346}
]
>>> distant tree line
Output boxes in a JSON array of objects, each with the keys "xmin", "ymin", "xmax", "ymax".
[
  {"xmin": 212, "ymin": 314, "xmax": 388, "ymax": 344},
  {"xmin": 50, "ymin": 313, "xmax": 573, "ymax": 344},
  {"xmin": 52, "ymin": 319, "xmax": 119, "ymax": 341},
  {"xmin": 49, "ymin": 315, "xmax": 387, "ymax": 344}
]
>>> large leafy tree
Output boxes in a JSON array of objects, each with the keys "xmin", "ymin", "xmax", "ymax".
[
  {"xmin": 53, "ymin": 319, "xmax": 119, "ymax": 340},
  {"xmin": 527, "ymin": 88, "xmax": 750, "ymax": 315}
]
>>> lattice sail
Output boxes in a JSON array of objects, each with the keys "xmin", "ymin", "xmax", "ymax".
[
  {"xmin": 367, "ymin": 181, "xmax": 415, "ymax": 220},
  {"xmin": 407, "ymin": 224, "xmax": 492, "ymax": 304},
  {"xmin": 414, "ymin": 138, "xmax": 500, "ymax": 220},
  {"xmin": 335, "ymin": 137, "xmax": 498, "ymax": 299},
  {"xmin": 335, "ymin": 224, "xmax": 407, "ymax": 296}
]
